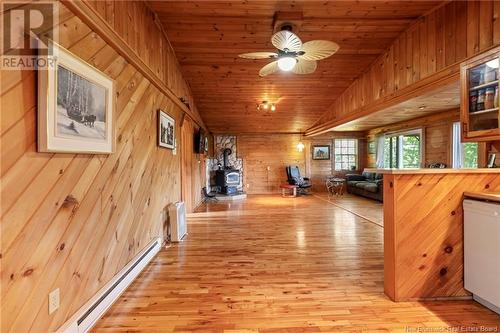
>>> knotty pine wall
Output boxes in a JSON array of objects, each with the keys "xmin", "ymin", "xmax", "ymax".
[
  {"xmin": 84, "ymin": 0, "xmax": 198, "ymax": 112},
  {"xmin": 181, "ymin": 116, "xmax": 206, "ymax": 213},
  {"xmin": 366, "ymin": 110, "xmax": 460, "ymax": 168},
  {"xmin": 306, "ymin": 132, "xmax": 367, "ymax": 191},
  {"xmin": 309, "ymin": 1, "xmax": 500, "ymax": 134},
  {"xmin": 236, "ymin": 133, "xmax": 366, "ymax": 194},
  {"xmin": 0, "ymin": 2, "xmax": 205, "ymax": 332},
  {"xmin": 238, "ymin": 134, "xmax": 305, "ymax": 194}
]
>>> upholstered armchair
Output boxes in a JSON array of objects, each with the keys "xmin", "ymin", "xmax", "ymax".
[{"xmin": 286, "ymin": 166, "xmax": 312, "ymax": 194}]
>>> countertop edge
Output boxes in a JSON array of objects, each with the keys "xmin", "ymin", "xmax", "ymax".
[
  {"xmin": 364, "ymin": 168, "xmax": 500, "ymax": 174},
  {"xmin": 464, "ymin": 191, "xmax": 500, "ymax": 203}
]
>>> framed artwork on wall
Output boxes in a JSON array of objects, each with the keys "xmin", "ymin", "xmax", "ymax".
[
  {"xmin": 158, "ymin": 110, "xmax": 175, "ymax": 149},
  {"xmin": 312, "ymin": 145, "xmax": 330, "ymax": 160},
  {"xmin": 38, "ymin": 41, "xmax": 115, "ymax": 154},
  {"xmin": 368, "ymin": 140, "xmax": 376, "ymax": 154}
]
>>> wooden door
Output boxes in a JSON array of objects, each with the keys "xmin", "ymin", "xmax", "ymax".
[{"xmin": 180, "ymin": 116, "xmax": 205, "ymax": 213}]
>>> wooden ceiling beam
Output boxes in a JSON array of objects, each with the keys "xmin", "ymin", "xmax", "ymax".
[{"xmin": 305, "ymin": 66, "xmax": 460, "ymax": 136}]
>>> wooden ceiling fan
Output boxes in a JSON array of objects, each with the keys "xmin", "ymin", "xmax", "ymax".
[{"xmin": 238, "ymin": 29, "xmax": 339, "ymax": 77}]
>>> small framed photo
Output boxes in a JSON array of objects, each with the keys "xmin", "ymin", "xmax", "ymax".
[
  {"xmin": 38, "ymin": 41, "xmax": 115, "ymax": 154},
  {"xmin": 312, "ymin": 145, "xmax": 330, "ymax": 160},
  {"xmin": 368, "ymin": 140, "xmax": 376, "ymax": 154},
  {"xmin": 158, "ymin": 110, "xmax": 175, "ymax": 149}
]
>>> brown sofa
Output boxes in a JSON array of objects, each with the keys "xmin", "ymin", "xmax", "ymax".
[{"xmin": 346, "ymin": 171, "xmax": 383, "ymax": 202}]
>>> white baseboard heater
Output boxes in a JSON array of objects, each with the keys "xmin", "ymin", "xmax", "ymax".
[
  {"xmin": 168, "ymin": 202, "xmax": 187, "ymax": 242},
  {"xmin": 57, "ymin": 237, "xmax": 161, "ymax": 333}
]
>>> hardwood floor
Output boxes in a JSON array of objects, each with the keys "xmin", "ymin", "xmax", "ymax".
[
  {"xmin": 93, "ymin": 195, "xmax": 499, "ymax": 332},
  {"xmin": 314, "ymin": 193, "xmax": 384, "ymax": 227}
]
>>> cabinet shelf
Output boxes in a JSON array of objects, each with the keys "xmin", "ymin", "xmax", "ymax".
[
  {"xmin": 469, "ymin": 80, "xmax": 498, "ymax": 91},
  {"xmin": 470, "ymin": 107, "xmax": 499, "ymax": 115},
  {"xmin": 461, "ymin": 46, "xmax": 500, "ymax": 142}
]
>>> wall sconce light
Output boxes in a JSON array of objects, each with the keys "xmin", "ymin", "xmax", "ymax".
[
  {"xmin": 257, "ymin": 101, "xmax": 276, "ymax": 112},
  {"xmin": 297, "ymin": 132, "xmax": 305, "ymax": 152}
]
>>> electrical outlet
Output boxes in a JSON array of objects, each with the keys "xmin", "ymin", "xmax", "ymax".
[{"xmin": 48, "ymin": 288, "xmax": 60, "ymax": 314}]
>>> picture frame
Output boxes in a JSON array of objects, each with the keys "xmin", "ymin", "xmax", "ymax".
[
  {"xmin": 158, "ymin": 109, "xmax": 175, "ymax": 149},
  {"xmin": 368, "ymin": 140, "xmax": 376, "ymax": 154},
  {"xmin": 38, "ymin": 41, "xmax": 115, "ymax": 154},
  {"xmin": 312, "ymin": 145, "xmax": 330, "ymax": 160}
]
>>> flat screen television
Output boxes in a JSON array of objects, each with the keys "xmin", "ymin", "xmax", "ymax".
[{"xmin": 194, "ymin": 128, "xmax": 206, "ymax": 154}]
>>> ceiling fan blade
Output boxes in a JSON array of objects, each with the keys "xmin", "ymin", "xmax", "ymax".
[
  {"xmin": 239, "ymin": 52, "xmax": 278, "ymax": 60},
  {"xmin": 271, "ymin": 30, "xmax": 302, "ymax": 52},
  {"xmin": 259, "ymin": 61, "xmax": 279, "ymax": 77},
  {"xmin": 292, "ymin": 59, "xmax": 317, "ymax": 75},
  {"xmin": 298, "ymin": 40, "xmax": 339, "ymax": 61}
]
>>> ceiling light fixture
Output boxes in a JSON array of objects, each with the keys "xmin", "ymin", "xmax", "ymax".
[
  {"xmin": 277, "ymin": 56, "xmax": 297, "ymax": 71},
  {"xmin": 257, "ymin": 101, "xmax": 276, "ymax": 112}
]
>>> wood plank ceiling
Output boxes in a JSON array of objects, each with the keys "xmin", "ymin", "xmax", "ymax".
[
  {"xmin": 149, "ymin": 1, "xmax": 444, "ymax": 133},
  {"xmin": 333, "ymin": 81, "xmax": 460, "ymax": 131}
]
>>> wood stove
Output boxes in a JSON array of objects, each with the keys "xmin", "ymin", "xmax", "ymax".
[{"xmin": 215, "ymin": 148, "xmax": 240, "ymax": 195}]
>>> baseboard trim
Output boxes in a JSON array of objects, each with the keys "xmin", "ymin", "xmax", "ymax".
[{"xmin": 56, "ymin": 237, "xmax": 161, "ymax": 333}]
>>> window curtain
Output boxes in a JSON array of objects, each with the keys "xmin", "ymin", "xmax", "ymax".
[
  {"xmin": 452, "ymin": 122, "xmax": 462, "ymax": 168},
  {"xmin": 375, "ymin": 135, "xmax": 385, "ymax": 168}
]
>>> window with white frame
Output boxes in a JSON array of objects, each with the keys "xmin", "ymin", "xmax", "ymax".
[
  {"xmin": 452, "ymin": 122, "xmax": 478, "ymax": 168},
  {"xmin": 383, "ymin": 129, "xmax": 423, "ymax": 169},
  {"xmin": 334, "ymin": 139, "xmax": 358, "ymax": 170}
]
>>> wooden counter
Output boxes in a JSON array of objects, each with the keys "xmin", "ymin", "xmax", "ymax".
[
  {"xmin": 365, "ymin": 168, "xmax": 500, "ymax": 174},
  {"xmin": 464, "ymin": 191, "xmax": 500, "ymax": 203},
  {"xmin": 376, "ymin": 169, "xmax": 500, "ymax": 301}
]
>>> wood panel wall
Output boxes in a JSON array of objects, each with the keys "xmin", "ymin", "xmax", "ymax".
[
  {"xmin": 236, "ymin": 133, "xmax": 366, "ymax": 194},
  {"xmin": 237, "ymin": 134, "xmax": 305, "ymax": 194},
  {"xmin": 366, "ymin": 109, "xmax": 461, "ymax": 168},
  {"xmin": 84, "ymin": 0, "xmax": 197, "ymax": 114},
  {"xmin": 383, "ymin": 171, "xmax": 500, "ymax": 301},
  {"xmin": 0, "ymin": 2, "xmax": 204, "ymax": 332},
  {"xmin": 308, "ymin": 0, "xmax": 500, "ymax": 135},
  {"xmin": 306, "ymin": 132, "xmax": 367, "ymax": 191},
  {"xmin": 180, "ymin": 116, "xmax": 206, "ymax": 213}
]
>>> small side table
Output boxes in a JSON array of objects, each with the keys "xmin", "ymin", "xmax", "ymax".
[
  {"xmin": 280, "ymin": 184, "xmax": 298, "ymax": 197},
  {"xmin": 326, "ymin": 177, "xmax": 346, "ymax": 197}
]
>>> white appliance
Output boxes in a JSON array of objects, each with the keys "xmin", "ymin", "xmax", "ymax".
[
  {"xmin": 463, "ymin": 199, "xmax": 500, "ymax": 314},
  {"xmin": 168, "ymin": 202, "xmax": 187, "ymax": 242}
]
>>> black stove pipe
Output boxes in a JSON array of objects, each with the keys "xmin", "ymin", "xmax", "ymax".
[{"xmin": 223, "ymin": 148, "xmax": 232, "ymax": 169}]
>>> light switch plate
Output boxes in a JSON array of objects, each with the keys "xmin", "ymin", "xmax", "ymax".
[{"xmin": 48, "ymin": 288, "xmax": 60, "ymax": 314}]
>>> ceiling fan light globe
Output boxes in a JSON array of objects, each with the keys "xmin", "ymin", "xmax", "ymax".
[{"xmin": 277, "ymin": 57, "xmax": 297, "ymax": 71}]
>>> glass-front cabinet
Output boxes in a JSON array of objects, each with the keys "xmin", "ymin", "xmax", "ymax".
[{"xmin": 461, "ymin": 47, "xmax": 500, "ymax": 141}]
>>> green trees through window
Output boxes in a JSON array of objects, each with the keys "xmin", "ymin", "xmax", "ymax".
[
  {"xmin": 463, "ymin": 143, "xmax": 478, "ymax": 168},
  {"xmin": 402, "ymin": 135, "xmax": 421, "ymax": 168},
  {"xmin": 452, "ymin": 122, "xmax": 479, "ymax": 169},
  {"xmin": 383, "ymin": 131, "xmax": 422, "ymax": 168}
]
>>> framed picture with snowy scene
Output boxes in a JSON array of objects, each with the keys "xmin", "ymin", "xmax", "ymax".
[
  {"xmin": 158, "ymin": 109, "xmax": 175, "ymax": 149},
  {"xmin": 38, "ymin": 41, "xmax": 115, "ymax": 153}
]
